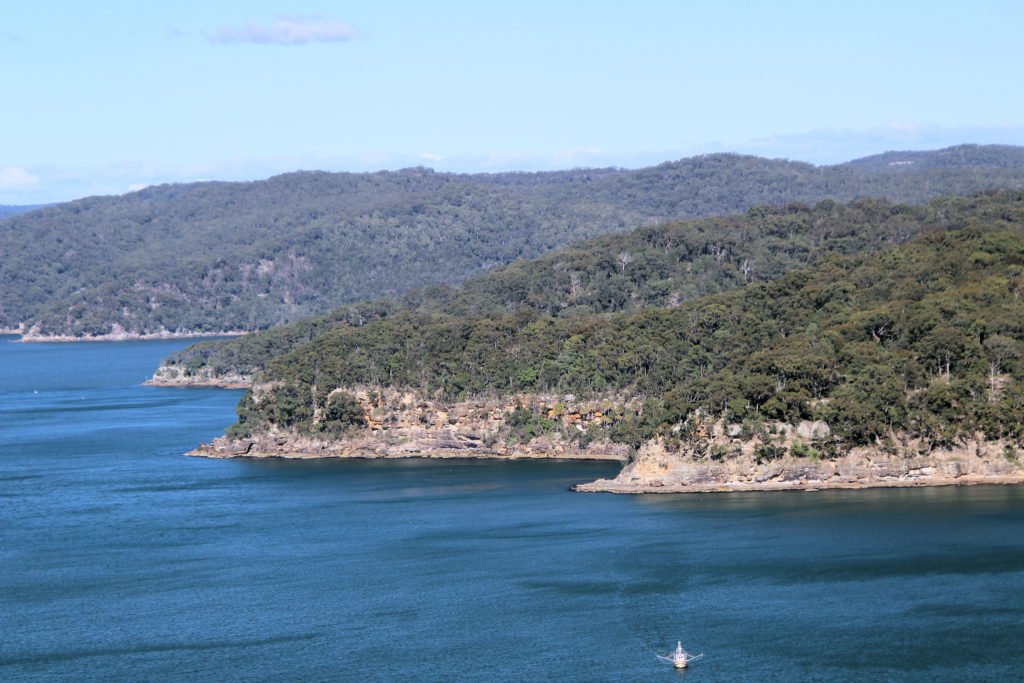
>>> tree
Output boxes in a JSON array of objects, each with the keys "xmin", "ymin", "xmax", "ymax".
[
  {"xmin": 984, "ymin": 334, "xmax": 1021, "ymax": 399},
  {"xmin": 322, "ymin": 392, "xmax": 365, "ymax": 433},
  {"xmin": 617, "ymin": 251, "xmax": 633, "ymax": 273}
]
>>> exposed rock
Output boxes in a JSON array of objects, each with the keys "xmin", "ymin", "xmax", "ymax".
[
  {"xmin": 188, "ymin": 390, "xmax": 633, "ymax": 462},
  {"xmin": 574, "ymin": 432, "xmax": 1024, "ymax": 494},
  {"xmin": 145, "ymin": 364, "xmax": 252, "ymax": 389},
  {"xmin": 796, "ymin": 421, "xmax": 831, "ymax": 440},
  {"xmin": 16, "ymin": 327, "xmax": 246, "ymax": 344},
  {"xmin": 184, "ymin": 385, "xmax": 1024, "ymax": 494},
  {"xmin": 871, "ymin": 461, "xmax": 908, "ymax": 479},
  {"xmin": 190, "ymin": 428, "xmax": 629, "ymax": 461},
  {"xmin": 987, "ymin": 460, "xmax": 1018, "ymax": 476},
  {"xmin": 836, "ymin": 459, "xmax": 870, "ymax": 481},
  {"xmin": 777, "ymin": 465, "xmax": 831, "ymax": 482}
]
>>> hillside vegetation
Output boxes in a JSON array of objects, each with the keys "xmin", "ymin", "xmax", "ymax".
[
  {"xmin": 163, "ymin": 190, "xmax": 1024, "ymax": 381},
  {"xmin": 4, "ymin": 145, "xmax": 1024, "ymax": 337},
  {"xmin": 0, "ymin": 204, "xmax": 48, "ymax": 220},
  {"xmin": 225, "ymin": 198, "xmax": 1024, "ymax": 458}
]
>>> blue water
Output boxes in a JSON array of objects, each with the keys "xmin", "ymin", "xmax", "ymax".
[{"xmin": 2, "ymin": 336, "xmax": 1023, "ymax": 681}]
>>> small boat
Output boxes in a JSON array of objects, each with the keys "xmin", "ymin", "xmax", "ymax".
[{"xmin": 658, "ymin": 641, "xmax": 703, "ymax": 668}]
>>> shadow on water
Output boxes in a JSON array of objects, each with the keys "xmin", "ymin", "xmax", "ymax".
[
  {"xmin": 0, "ymin": 633, "xmax": 321, "ymax": 667},
  {"xmin": 634, "ymin": 482, "xmax": 1024, "ymax": 518}
]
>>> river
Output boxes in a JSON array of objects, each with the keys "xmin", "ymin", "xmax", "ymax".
[{"xmin": 2, "ymin": 336, "xmax": 1022, "ymax": 680}]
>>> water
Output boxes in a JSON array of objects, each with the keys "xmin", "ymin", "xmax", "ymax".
[{"xmin": 2, "ymin": 336, "xmax": 1023, "ymax": 681}]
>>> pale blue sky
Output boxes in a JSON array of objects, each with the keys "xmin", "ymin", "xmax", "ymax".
[{"xmin": 3, "ymin": 0, "xmax": 1023, "ymax": 203}]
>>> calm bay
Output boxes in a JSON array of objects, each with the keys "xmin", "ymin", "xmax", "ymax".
[{"xmin": 2, "ymin": 336, "xmax": 1023, "ymax": 681}]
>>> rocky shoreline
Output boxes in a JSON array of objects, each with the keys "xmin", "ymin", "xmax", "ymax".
[
  {"xmin": 187, "ymin": 430, "xmax": 629, "ymax": 462},
  {"xmin": 180, "ymin": 384, "xmax": 1024, "ymax": 495},
  {"xmin": 189, "ymin": 387, "xmax": 637, "ymax": 461},
  {"xmin": 145, "ymin": 364, "xmax": 252, "ymax": 389},
  {"xmin": 187, "ymin": 429, "xmax": 1024, "ymax": 496},
  {"xmin": 573, "ymin": 440, "xmax": 1024, "ymax": 493},
  {"xmin": 574, "ymin": 473, "xmax": 1024, "ymax": 493},
  {"xmin": 11, "ymin": 329, "xmax": 246, "ymax": 343},
  {"xmin": 144, "ymin": 376, "xmax": 251, "ymax": 389}
]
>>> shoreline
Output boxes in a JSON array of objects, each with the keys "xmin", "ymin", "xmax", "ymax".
[
  {"xmin": 187, "ymin": 447, "xmax": 625, "ymax": 462},
  {"xmin": 181, "ymin": 403, "xmax": 1023, "ymax": 495},
  {"xmin": 186, "ymin": 431, "xmax": 630, "ymax": 462},
  {"xmin": 184, "ymin": 438, "xmax": 1024, "ymax": 495},
  {"xmin": 186, "ymin": 442, "xmax": 627, "ymax": 462},
  {"xmin": 573, "ymin": 473, "xmax": 1024, "ymax": 494},
  {"xmin": 144, "ymin": 377, "xmax": 251, "ymax": 389},
  {"xmin": 10, "ymin": 330, "xmax": 247, "ymax": 343},
  {"xmin": 147, "ymin": 364, "xmax": 252, "ymax": 389}
]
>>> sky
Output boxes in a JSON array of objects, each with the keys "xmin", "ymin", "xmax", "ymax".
[{"xmin": 3, "ymin": 0, "xmax": 1024, "ymax": 204}]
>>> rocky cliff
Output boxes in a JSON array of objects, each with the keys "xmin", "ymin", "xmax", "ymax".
[
  {"xmin": 189, "ymin": 388, "xmax": 631, "ymax": 461},
  {"xmin": 190, "ymin": 429, "xmax": 628, "ymax": 461},
  {"xmin": 145, "ymin": 364, "xmax": 251, "ymax": 389},
  {"xmin": 575, "ymin": 427, "xmax": 1024, "ymax": 493},
  {"xmin": 186, "ymin": 386, "xmax": 1024, "ymax": 493}
]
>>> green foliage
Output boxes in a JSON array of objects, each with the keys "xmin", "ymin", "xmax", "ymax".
[
  {"xmin": 225, "ymin": 421, "xmax": 251, "ymax": 439},
  {"xmin": 576, "ymin": 424, "xmax": 602, "ymax": 449},
  {"xmin": 225, "ymin": 390, "xmax": 259, "ymax": 439},
  {"xmin": 265, "ymin": 383, "xmax": 314, "ymax": 430},
  {"xmin": 504, "ymin": 407, "xmax": 556, "ymax": 444},
  {"xmin": 166, "ymin": 190, "xmax": 1024, "ymax": 380},
  {"xmin": 6, "ymin": 147, "xmax": 1024, "ymax": 337},
  {"xmin": 321, "ymin": 392, "xmax": 365, "ymax": 435},
  {"xmin": 709, "ymin": 445, "xmax": 732, "ymax": 462},
  {"xmin": 233, "ymin": 203, "xmax": 1024, "ymax": 455},
  {"xmin": 790, "ymin": 441, "xmax": 821, "ymax": 461},
  {"xmin": 185, "ymin": 354, "xmax": 207, "ymax": 375},
  {"xmin": 756, "ymin": 444, "xmax": 788, "ymax": 464}
]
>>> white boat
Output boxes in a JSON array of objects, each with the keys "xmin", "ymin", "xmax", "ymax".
[{"xmin": 658, "ymin": 641, "xmax": 703, "ymax": 668}]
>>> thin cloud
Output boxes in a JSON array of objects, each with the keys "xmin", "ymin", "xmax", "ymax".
[
  {"xmin": 209, "ymin": 16, "xmax": 357, "ymax": 45},
  {"xmin": 736, "ymin": 123, "xmax": 1024, "ymax": 165},
  {"xmin": 0, "ymin": 166, "xmax": 39, "ymax": 189}
]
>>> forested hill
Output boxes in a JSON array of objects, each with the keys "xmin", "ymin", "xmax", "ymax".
[
  {"xmin": 230, "ymin": 217, "xmax": 1024, "ymax": 455},
  {"xmin": 4, "ymin": 144, "xmax": 1024, "ymax": 337},
  {"xmin": 0, "ymin": 204, "xmax": 48, "ymax": 219},
  {"xmin": 162, "ymin": 190, "xmax": 1024, "ymax": 381},
  {"xmin": 844, "ymin": 144, "xmax": 1024, "ymax": 172}
]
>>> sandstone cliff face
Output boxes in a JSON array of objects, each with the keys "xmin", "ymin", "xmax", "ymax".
[
  {"xmin": 189, "ymin": 388, "xmax": 632, "ymax": 461},
  {"xmin": 186, "ymin": 386, "xmax": 1024, "ymax": 494},
  {"xmin": 575, "ymin": 428, "xmax": 1024, "ymax": 493},
  {"xmin": 190, "ymin": 429, "xmax": 629, "ymax": 460}
]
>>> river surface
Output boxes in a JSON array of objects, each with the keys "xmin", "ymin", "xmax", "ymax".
[{"xmin": 2, "ymin": 336, "xmax": 1023, "ymax": 681}]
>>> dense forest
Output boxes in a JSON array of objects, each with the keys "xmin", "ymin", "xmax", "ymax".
[
  {"xmin": 164, "ymin": 190, "xmax": 1024, "ymax": 381},
  {"xmin": 0, "ymin": 204, "xmax": 48, "ymax": 220},
  {"xmin": 227, "ymin": 208, "xmax": 1024, "ymax": 457},
  {"xmin": 3, "ymin": 145, "xmax": 1024, "ymax": 336}
]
